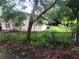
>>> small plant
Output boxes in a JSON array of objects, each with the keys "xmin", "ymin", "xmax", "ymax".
[
  {"xmin": 71, "ymin": 47, "xmax": 79, "ymax": 53},
  {"xmin": 0, "ymin": 32, "xmax": 27, "ymax": 41}
]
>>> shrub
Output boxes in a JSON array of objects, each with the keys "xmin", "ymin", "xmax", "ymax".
[
  {"xmin": 0, "ymin": 31, "xmax": 72, "ymax": 47},
  {"xmin": 31, "ymin": 32, "xmax": 72, "ymax": 47},
  {"xmin": 0, "ymin": 32, "xmax": 26, "ymax": 41}
]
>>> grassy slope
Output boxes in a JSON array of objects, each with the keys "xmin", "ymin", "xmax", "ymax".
[
  {"xmin": 45, "ymin": 25, "xmax": 72, "ymax": 32},
  {"xmin": 0, "ymin": 26, "xmax": 72, "ymax": 46}
]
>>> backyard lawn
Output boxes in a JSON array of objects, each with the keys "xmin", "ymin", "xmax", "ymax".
[{"xmin": 0, "ymin": 26, "xmax": 78, "ymax": 59}]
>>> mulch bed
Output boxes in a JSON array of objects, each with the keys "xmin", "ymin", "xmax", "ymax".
[{"xmin": 0, "ymin": 40, "xmax": 79, "ymax": 59}]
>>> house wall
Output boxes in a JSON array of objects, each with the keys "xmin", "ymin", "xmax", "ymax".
[
  {"xmin": 0, "ymin": 15, "xmax": 47, "ymax": 31},
  {"xmin": 1, "ymin": 22, "xmax": 6, "ymax": 30},
  {"xmin": 21, "ymin": 15, "xmax": 47, "ymax": 31},
  {"xmin": 21, "ymin": 15, "xmax": 30, "ymax": 31}
]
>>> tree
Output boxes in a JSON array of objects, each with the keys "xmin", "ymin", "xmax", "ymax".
[
  {"xmin": 0, "ymin": 0, "xmax": 26, "ymax": 30},
  {"xmin": 67, "ymin": 0, "xmax": 79, "ymax": 45},
  {"xmin": 26, "ymin": 0, "xmax": 38, "ymax": 44},
  {"xmin": 0, "ymin": 0, "xmax": 57, "ymax": 45},
  {"xmin": 25, "ymin": 0, "xmax": 57, "ymax": 45}
]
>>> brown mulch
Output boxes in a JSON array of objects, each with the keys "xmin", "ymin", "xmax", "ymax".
[{"xmin": 0, "ymin": 40, "xmax": 79, "ymax": 59}]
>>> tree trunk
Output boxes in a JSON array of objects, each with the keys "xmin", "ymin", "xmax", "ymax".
[
  {"xmin": 76, "ymin": 15, "xmax": 79, "ymax": 45},
  {"xmin": 72, "ymin": 9, "xmax": 79, "ymax": 45},
  {"xmin": 24, "ymin": 0, "xmax": 57, "ymax": 45},
  {"xmin": 75, "ymin": 13, "xmax": 79, "ymax": 45},
  {"xmin": 26, "ymin": 16, "xmax": 34, "ymax": 45}
]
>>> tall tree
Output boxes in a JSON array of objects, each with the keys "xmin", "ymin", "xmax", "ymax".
[
  {"xmin": 25, "ymin": 0, "xmax": 57, "ymax": 45},
  {"xmin": 67, "ymin": 0, "xmax": 79, "ymax": 45},
  {"xmin": 26, "ymin": 0, "xmax": 38, "ymax": 44}
]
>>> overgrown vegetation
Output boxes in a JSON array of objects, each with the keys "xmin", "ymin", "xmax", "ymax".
[{"xmin": 0, "ymin": 31, "xmax": 72, "ymax": 47}]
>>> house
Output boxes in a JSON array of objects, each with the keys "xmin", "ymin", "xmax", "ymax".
[{"xmin": 0, "ymin": 15, "xmax": 48, "ymax": 31}]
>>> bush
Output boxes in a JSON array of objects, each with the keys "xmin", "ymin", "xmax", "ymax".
[
  {"xmin": 0, "ymin": 31, "xmax": 72, "ymax": 47},
  {"xmin": 31, "ymin": 32, "xmax": 72, "ymax": 47},
  {"xmin": 0, "ymin": 32, "xmax": 27, "ymax": 41}
]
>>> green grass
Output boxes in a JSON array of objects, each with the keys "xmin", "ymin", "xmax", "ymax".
[
  {"xmin": 45, "ymin": 26, "xmax": 72, "ymax": 32},
  {"xmin": 0, "ymin": 32, "xmax": 27, "ymax": 41},
  {"xmin": 31, "ymin": 32, "xmax": 72, "ymax": 47},
  {"xmin": 0, "ymin": 31, "xmax": 72, "ymax": 47},
  {"xmin": 0, "ymin": 25, "xmax": 73, "ymax": 47}
]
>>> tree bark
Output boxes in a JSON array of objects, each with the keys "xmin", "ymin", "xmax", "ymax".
[
  {"xmin": 23, "ymin": 0, "xmax": 37, "ymax": 45},
  {"xmin": 26, "ymin": 16, "xmax": 34, "ymax": 45}
]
